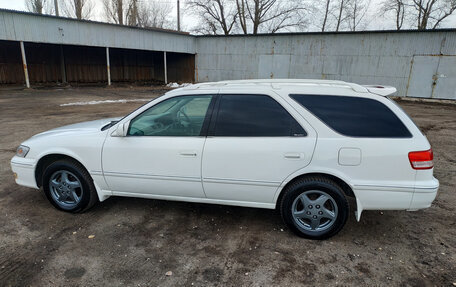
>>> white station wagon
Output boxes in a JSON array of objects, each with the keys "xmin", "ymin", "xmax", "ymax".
[{"xmin": 11, "ymin": 79, "xmax": 439, "ymax": 239}]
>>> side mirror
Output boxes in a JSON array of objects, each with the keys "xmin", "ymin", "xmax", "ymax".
[{"xmin": 111, "ymin": 121, "xmax": 130, "ymax": 137}]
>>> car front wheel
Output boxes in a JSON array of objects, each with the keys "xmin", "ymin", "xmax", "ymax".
[
  {"xmin": 279, "ymin": 176, "xmax": 349, "ymax": 239},
  {"xmin": 42, "ymin": 159, "xmax": 98, "ymax": 213}
]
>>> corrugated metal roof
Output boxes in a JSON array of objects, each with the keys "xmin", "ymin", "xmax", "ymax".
[
  {"xmin": 0, "ymin": 8, "xmax": 190, "ymax": 36},
  {"xmin": 197, "ymin": 28, "xmax": 456, "ymax": 37},
  {"xmin": 0, "ymin": 9, "xmax": 196, "ymax": 54}
]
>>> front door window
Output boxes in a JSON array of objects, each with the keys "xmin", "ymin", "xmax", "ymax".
[{"xmin": 128, "ymin": 95, "xmax": 213, "ymax": 137}]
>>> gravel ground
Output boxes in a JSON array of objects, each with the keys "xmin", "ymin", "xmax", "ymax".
[{"xmin": 0, "ymin": 86, "xmax": 455, "ymax": 286}]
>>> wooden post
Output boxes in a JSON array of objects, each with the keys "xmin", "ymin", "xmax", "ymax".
[
  {"xmin": 164, "ymin": 51, "xmax": 168, "ymax": 84},
  {"xmin": 106, "ymin": 47, "xmax": 111, "ymax": 86},
  {"xmin": 60, "ymin": 45, "xmax": 66, "ymax": 83},
  {"xmin": 20, "ymin": 41, "xmax": 30, "ymax": 88}
]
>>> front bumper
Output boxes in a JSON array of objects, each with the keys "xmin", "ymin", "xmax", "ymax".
[{"xmin": 11, "ymin": 156, "xmax": 39, "ymax": 189}]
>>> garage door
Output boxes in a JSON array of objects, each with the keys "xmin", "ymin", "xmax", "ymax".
[
  {"xmin": 407, "ymin": 55, "xmax": 456, "ymax": 100},
  {"xmin": 433, "ymin": 56, "xmax": 456, "ymax": 100}
]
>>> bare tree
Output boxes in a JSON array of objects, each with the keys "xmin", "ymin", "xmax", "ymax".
[
  {"xmin": 312, "ymin": 0, "xmax": 340, "ymax": 32},
  {"xmin": 104, "ymin": 0, "xmax": 173, "ymax": 29},
  {"xmin": 321, "ymin": 0, "xmax": 332, "ymax": 31},
  {"xmin": 346, "ymin": 0, "xmax": 371, "ymax": 31},
  {"xmin": 412, "ymin": 0, "xmax": 456, "ymax": 29},
  {"xmin": 381, "ymin": 0, "xmax": 407, "ymax": 29},
  {"xmin": 188, "ymin": 0, "xmax": 310, "ymax": 35},
  {"xmin": 62, "ymin": 0, "xmax": 94, "ymax": 19},
  {"xmin": 103, "ymin": 0, "xmax": 128, "ymax": 25},
  {"xmin": 126, "ymin": 0, "xmax": 140, "ymax": 26},
  {"xmin": 26, "ymin": 0, "xmax": 45, "ymax": 14},
  {"xmin": 187, "ymin": 0, "xmax": 238, "ymax": 35},
  {"xmin": 235, "ymin": 0, "xmax": 309, "ymax": 34},
  {"xmin": 334, "ymin": 0, "xmax": 350, "ymax": 31},
  {"xmin": 26, "ymin": 0, "xmax": 53, "ymax": 14},
  {"xmin": 236, "ymin": 0, "xmax": 248, "ymax": 33},
  {"xmin": 138, "ymin": 1, "xmax": 174, "ymax": 29}
]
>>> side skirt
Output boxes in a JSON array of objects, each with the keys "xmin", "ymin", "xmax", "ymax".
[{"xmin": 110, "ymin": 191, "xmax": 276, "ymax": 209}]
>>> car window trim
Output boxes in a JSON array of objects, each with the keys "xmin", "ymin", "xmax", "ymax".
[
  {"xmin": 198, "ymin": 95, "xmax": 218, "ymax": 136},
  {"xmin": 207, "ymin": 93, "xmax": 307, "ymax": 137},
  {"xmin": 207, "ymin": 94, "xmax": 221, "ymax": 137}
]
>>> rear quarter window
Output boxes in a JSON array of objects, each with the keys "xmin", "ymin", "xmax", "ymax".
[{"xmin": 290, "ymin": 94, "xmax": 412, "ymax": 138}]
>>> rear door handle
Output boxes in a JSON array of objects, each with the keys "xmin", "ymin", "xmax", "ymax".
[
  {"xmin": 284, "ymin": 152, "xmax": 302, "ymax": 159},
  {"xmin": 179, "ymin": 151, "xmax": 197, "ymax": 157}
]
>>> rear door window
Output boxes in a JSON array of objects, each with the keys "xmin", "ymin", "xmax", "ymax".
[
  {"xmin": 290, "ymin": 94, "xmax": 412, "ymax": 138},
  {"xmin": 213, "ymin": 94, "xmax": 306, "ymax": 137}
]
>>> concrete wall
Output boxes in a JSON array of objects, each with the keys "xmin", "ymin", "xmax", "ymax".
[{"xmin": 196, "ymin": 31, "xmax": 456, "ymax": 99}]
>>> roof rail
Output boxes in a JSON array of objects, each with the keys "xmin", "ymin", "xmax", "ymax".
[{"xmin": 182, "ymin": 79, "xmax": 369, "ymax": 93}]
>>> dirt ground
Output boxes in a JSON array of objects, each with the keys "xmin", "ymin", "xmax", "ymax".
[{"xmin": 0, "ymin": 86, "xmax": 454, "ymax": 286}]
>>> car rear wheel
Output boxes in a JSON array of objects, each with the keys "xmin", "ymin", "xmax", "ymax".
[
  {"xmin": 279, "ymin": 176, "xmax": 349, "ymax": 239},
  {"xmin": 42, "ymin": 159, "xmax": 98, "ymax": 213}
]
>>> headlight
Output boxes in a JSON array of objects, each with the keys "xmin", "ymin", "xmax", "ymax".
[{"xmin": 16, "ymin": 145, "xmax": 30, "ymax": 158}]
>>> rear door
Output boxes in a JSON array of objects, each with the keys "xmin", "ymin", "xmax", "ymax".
[{"xmin": 201, "ymin": 92, "xmax": 317, "ymax": 205}]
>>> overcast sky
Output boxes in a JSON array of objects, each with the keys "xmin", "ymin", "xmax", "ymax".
[{"xmin": 0, "ymin": 0, "xmax": 455, "ymax": 32}]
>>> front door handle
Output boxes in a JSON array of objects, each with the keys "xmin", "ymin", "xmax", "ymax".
[
  {"xmin": 284, "ymin": 152, "xmax": 302, "ymax": 159},
  {"xmin": 179, "ymin": 151, "xmax": 197, "ymax": 157}
]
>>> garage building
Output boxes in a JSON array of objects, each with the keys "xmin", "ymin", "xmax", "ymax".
[{"xmin": 1, "ymin": 9, "xmax": 456, "ymax": 99}]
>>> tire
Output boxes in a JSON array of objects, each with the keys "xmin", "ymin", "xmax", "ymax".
[
  {"xmin": 279, "ymin": 176, "xmax": 349, "ymax": 240},
  {"xmin": 42, "ymin": 159, "xmax": 98, "ymax": 213}
]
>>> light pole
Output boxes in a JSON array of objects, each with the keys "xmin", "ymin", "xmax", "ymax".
[
  {"xmin": 177, "ymin": 0, "xmax": 181, "ymax": 31},
  {"xmin": 54, "ymin": 0, "xmax": 59, "ymax": 16}
]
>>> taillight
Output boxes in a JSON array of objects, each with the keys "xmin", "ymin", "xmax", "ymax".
[{"xmin": 408, "ymin": 149, "xmax": 433, "ymax": 170}]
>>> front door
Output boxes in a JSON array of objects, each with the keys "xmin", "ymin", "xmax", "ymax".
[{"xmin": 102, "ymin": 94, "xmax": 214, "ymax": 198}]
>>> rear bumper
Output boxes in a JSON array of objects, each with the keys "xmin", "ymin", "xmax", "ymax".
[
  {"xmin": 408, "ymin": 178, "xmax": 439, "ymax": 210},
  {"xmin": 11, "ymin": 156, "xmax": 39, "ymax": 189},
  {"xmin": 353, "ymin": 177, "xmax": 439, "ymax": 221}
]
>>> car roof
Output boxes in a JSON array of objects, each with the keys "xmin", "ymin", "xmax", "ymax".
[{"xmin": 167, "ymin": 79, "xmax": 397, "ymax": 97}]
